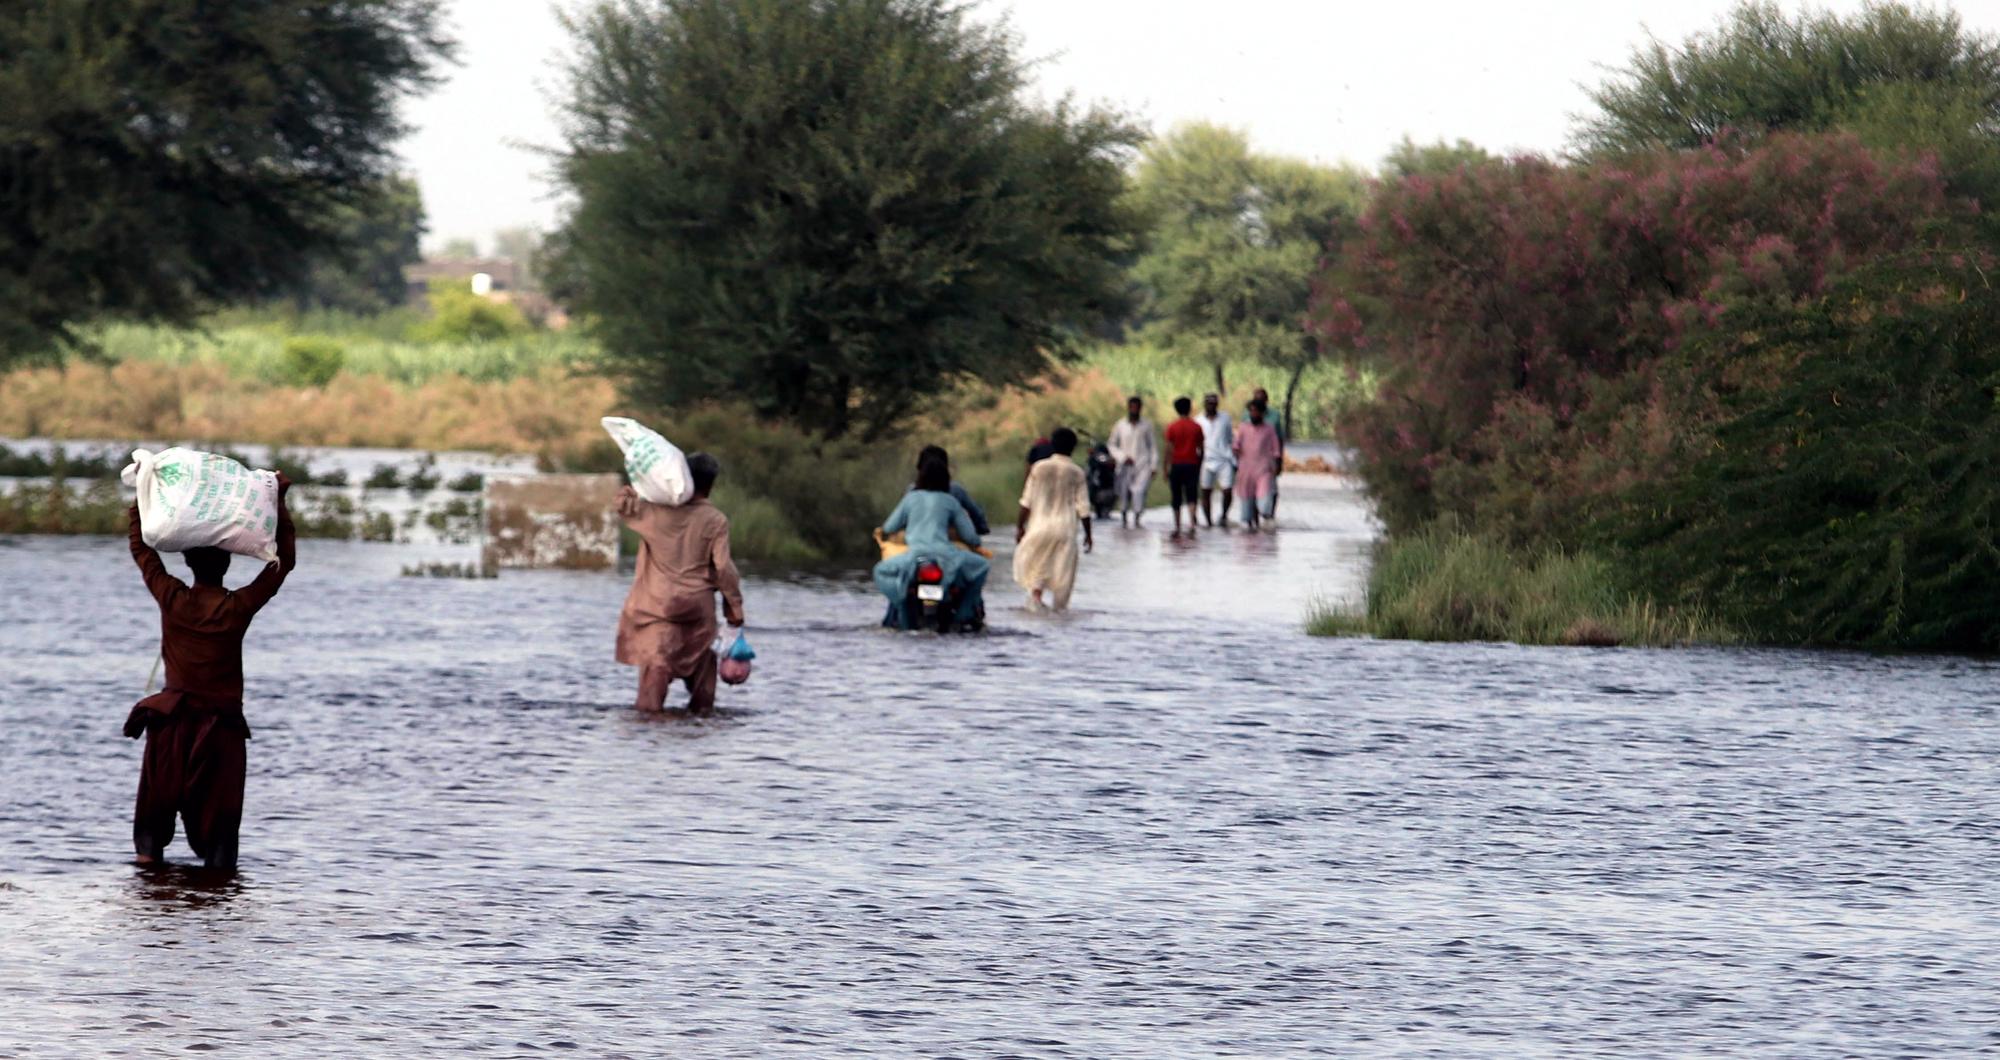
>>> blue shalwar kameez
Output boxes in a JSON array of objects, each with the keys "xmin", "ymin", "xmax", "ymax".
[{"xmin": 874, "ymin": 490, "xmax": 988, "ymax": 627}]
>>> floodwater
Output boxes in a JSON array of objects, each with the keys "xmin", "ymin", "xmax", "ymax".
[{"xmin": 3, "ymin": 470, "xmax": 1998, "ymax": 1056}]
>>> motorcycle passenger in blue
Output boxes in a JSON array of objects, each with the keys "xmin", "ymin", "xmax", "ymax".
[{"xmin": 874, "ymin": 455, "xmax": 987, "ymax": 631}]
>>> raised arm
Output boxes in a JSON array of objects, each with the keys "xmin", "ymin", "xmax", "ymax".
[
  {"xmin": 236, "ymin": 474, "xmax": 295, "ymax": 612},
  {"xmin": 711, "ymin": 521, "xmax": 745, "ymax": 627},
  {"xmin": 617, "ymin": 484, "xmax": 665, "ymax": 532},
  {"xmin": 127, "ymin": 505, "xmax": 178, "ymax": 606}
]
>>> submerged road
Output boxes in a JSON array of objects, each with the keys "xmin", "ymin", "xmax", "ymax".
[{"xmin": 2, "ymin": 472, "xmax": 1996, "ymax": 1056}]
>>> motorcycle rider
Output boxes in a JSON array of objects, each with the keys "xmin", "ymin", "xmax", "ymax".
[
  {"xmin": 908, "ymin": 444, "xmax": 989, "ymax": 535},
  {"xmin": 873, "ymin": 454, "xmax": 987, "ymax": 630}
]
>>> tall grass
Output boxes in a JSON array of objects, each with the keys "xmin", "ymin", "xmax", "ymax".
[
  {"xmin": 1311, "ymin": 523, "xmax": 1736, "ymax": 647},
  {"xmin": 0, "ymin": 360, "xmax": 618, "ymax": 458},
  {"xmin": 89, "ymin": 318, "xmax": 592, "ymax": 386}
]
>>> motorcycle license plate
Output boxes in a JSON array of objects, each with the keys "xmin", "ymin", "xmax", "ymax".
[{"xmin": 917, "ymin": 584, "xmax": 946, "ymax": 602}]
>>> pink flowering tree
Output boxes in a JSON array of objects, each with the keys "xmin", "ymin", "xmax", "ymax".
[{"xmin": 1313, "ymin": 132, "xmax": 1970, "ymax": 540}]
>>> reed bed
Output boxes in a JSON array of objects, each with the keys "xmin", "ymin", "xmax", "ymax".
[
  {"xmin": 87, "ymin": 317, "xmax": 593, "ymax": 386},
  {"xmin": 1310, "ymin": 523, "xmax": 1737, "ymax": 648}
]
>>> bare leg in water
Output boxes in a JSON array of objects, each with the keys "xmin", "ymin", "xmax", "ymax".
[{"xmin": 635, "ymin": 664, "xmax": 672, "ymax": 713}]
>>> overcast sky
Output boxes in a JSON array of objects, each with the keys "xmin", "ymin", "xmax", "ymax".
[{"xmin": 400, "ymin": 0, "xmax": 1909, "ymax": 251}]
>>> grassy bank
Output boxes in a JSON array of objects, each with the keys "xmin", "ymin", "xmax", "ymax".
[
  {"xmin": 1311, "ymin": 524, "xmax": 1735, "ymax": 648},
  {"xmin": 89, "ymin": 314, "xmax": 593, "ymax": 387}
]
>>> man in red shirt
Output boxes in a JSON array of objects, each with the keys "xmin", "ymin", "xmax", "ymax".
[
  {"xmin": 125, "ymin": 474, "xmax": 296, "ymax": 871},
  {"xmin": 1163, "ymin": 396, "xmax": 1206, "ymax": 537}
]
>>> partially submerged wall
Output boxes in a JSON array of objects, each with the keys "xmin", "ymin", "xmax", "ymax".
[{"xmin": 482, "ymin": 473, "xmax": 620, "ymax": 571}]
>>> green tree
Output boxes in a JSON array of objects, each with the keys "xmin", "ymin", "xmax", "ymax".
[
  {"xmin": 1125, "ymin": 123, "xmax": 1367, "ymax": 427},
  {"xmin": 1382, "ymin": 137, "xmax": 1496, "ymax": 178},
  {"xmin": 1580, "ymin": 2, "xmax": 2000, "ymax": 150},
  {"xmin": 547, "ymin": 0, "xmax": 1140, "ymax": 438},
  {"xmin": 286, "ymin": 175, "xmax": 429, "ymax": 313},
  {"xmin": 1612, "ymin": 255, "xmax": 2000, "ymax": 649},
  {"xmin": 0, "ymin": 2, "xmax": 452, "ymax": 363},
  {"xmin": 1577, "ymin": 2, "xmax": 2000, "ymax": 207}
]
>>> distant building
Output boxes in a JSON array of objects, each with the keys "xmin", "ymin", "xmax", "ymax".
[
  {"xmin": 404, "ymin": 257, "xmax": 522, "ymax": 301},
  {"xmin": 404, "ymin": 257, "xmax": 569, "ymax": 330}
]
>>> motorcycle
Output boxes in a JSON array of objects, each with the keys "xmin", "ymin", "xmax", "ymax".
[
  {"xmin": 875, "ymin": 528, "xmax": 987, "ymax": 634},
  {"xmin": 899, "ymin": 556, "xmax": 984, "ymax": 633},
  {"xmin": 1087, "ymin": 442, "xmax": 1119, "ymax": 519}
]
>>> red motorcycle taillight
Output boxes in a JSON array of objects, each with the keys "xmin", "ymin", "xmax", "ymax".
[{"xmin": 916, "ymin": 562, "xmax": 945, "ymax": 584}]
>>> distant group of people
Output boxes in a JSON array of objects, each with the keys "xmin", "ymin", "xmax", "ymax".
[{"xmin": 1100, "ymin": 388, "xmax": 1287, "ymax": 535}]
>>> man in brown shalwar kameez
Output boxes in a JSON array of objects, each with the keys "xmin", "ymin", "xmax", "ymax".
[
  {"xmin": 125, "ymin": 474, "xmax": 296, "ymax": 871},
  {"xmin": 615, "ymin": 452, "xmax": 745, "ymax": 713}
]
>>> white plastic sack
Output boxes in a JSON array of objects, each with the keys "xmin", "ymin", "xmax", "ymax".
[
  {"xmin": 601, "ymin": 417, "xmax": 693, "ymax": 506},
  {"xmin": 120, "ymin": 447, "xmax": 281, "ymax": 561}
]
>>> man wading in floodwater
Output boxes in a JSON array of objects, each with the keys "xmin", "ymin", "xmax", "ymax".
[
  {"xmin": 616, "ymin": 452, "xmax": 744, "ymax": 713},
  {"xmin": 1252, "ymin": 387, "xmax": 1286, "ymax": 521},
  {"xmin": 125, "ymin": 475, "xmax": 297, "ymax": 872},
  {"xmin": 1107, "ymin": 396, "xmax": 1159, "ymax": 528},
  {"xmin": 1015, "ymin": 427, "xmax": 1093, "ymax": 612}
]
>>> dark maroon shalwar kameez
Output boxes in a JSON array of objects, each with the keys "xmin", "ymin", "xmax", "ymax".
[{"xmin": 125, "ymin": 506, "xmax": 294, "ymax": 870}]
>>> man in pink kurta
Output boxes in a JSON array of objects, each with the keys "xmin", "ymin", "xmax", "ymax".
[
  {"xmin": 1232, "ymin": 400, "xmax": 1283, "ymax": 531},
  {"xmin": 615, "ymin": 452, "xmax": 744, "ymax": 712}
]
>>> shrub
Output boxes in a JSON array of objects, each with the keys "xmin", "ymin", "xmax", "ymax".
[
  {"xmin": 279, "ymin": 336, "xmax": 345, "ymax": 387},
  {"xmin": 708, "ymin": 483, "xmax": 824, "ymax": 565},
  {"xmin": 406, "ymin": 455, "xmax": 440, "ymax": 494},
  {"xmin": 1311, "ymin": 521, "xmax": 1733, "ymax": 647},
  {"xmin": 1318, "ymin": 132, "xmax": 1972, "ymax": 542},
  {"xmin": 0, "ymin": 479, "xmax": 127, "ymax": 535},
  {"xmin": 1609, "ymin": 255, "xmax": 2000, "ymax": 650},
  {"xmin": 409, "ymin": 282, "xmax": 532, "ymax": 344}
]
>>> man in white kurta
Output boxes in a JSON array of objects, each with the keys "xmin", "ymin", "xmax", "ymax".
[
  {"xmin": 1197, "ymin": 392, "xmax": 1235, "ymax": 528},
  {"xmin": 1014, "ymin": 428, "xmax": 1093, "ymax": 612},
  {"xmin": 1106, "ymin": 396, "xmax": 1158, "ymax": 528}
]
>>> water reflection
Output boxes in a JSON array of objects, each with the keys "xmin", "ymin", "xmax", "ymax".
[{"xmin": 127, "ymin": 864, "xmax": 245, "ymax": 912}]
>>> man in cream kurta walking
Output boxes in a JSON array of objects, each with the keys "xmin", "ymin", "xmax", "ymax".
[
  {"xmin": 1014, "ymin": 428, "xmax": 1093, "ymax": 612},
  {"xmin": 1107, "ymin": 396, "xmax": 1158, "ymax": 528}
]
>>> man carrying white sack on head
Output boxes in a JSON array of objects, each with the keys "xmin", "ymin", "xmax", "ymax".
[
  {"xmin": 120, "ymin": 447, "xmax": 296, "ymax": 873},
  {"xmin": 614, "ymin": 452, "xmax": 744, "ymax": 714}
]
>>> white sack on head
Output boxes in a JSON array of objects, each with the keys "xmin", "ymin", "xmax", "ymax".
[
  {"xmin": 120, "ymin": 447, "xmax": 281, "ymax": 561},
  {"xmin": 601, "ymin": 417, "xmax": 694, "ymax": 506}
]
